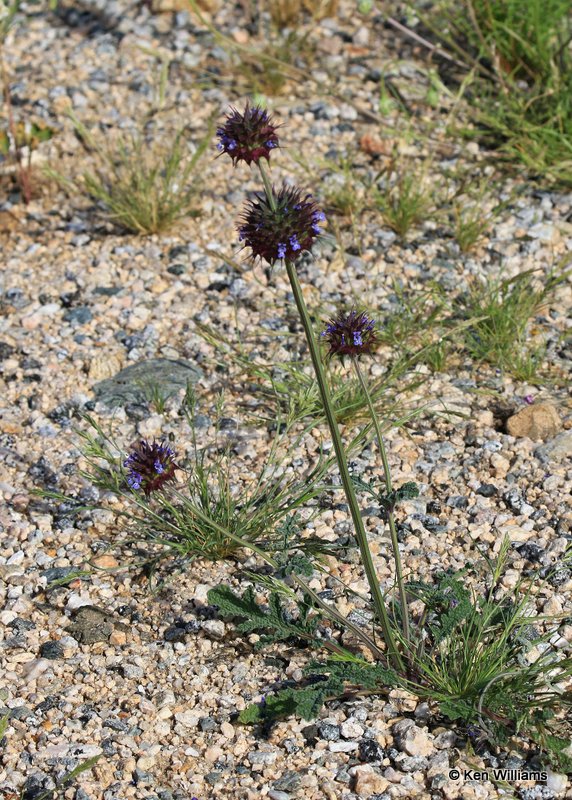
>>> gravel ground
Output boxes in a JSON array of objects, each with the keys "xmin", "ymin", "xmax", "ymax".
[{"xmin": 1, "ymin": 2, "xmax": 572, "ymax": 799}]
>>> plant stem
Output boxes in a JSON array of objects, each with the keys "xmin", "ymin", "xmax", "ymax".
[
  {"xmin": 256, "ymin": 160, "xmax": 402, "ymax": 669},
  {"xmin": 352, "ymin": 359, "xmax": 410, "ymax": 644},
  {"xmin": 284, "ymin": 299, "xmax": 401, "ymax": 666},
  {"xmin": 259, "ymin": 160, "xmax": 276, "ymax": 211}
]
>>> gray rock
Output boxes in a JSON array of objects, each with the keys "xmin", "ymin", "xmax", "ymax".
[
  {"xmin": 248, "ymin": 750, "xmax": 276, "ymax": 766},
  {"xmin": 318, "ymin": 721, "xmax": 341, "ymax": 741},
  {"xmin": 1, "ymin": 705, "xmax": 32, "ymax": 720},
  {"xmin": 8, "ymin": 618, "xmax": 36, "ymax": 633},
  {"xmin": 273, "ymin": 771, "xmax": 301, "ymax": 792},
  {"xmin": 392, "ymin": 720, "xmax": 435, "ymax": 756},
  {"xmin": 535, "ymin": 431, "xmax": 572, "ymax": 462},
  {"xmin": 358, "ymin": 739, "xmax": 385, "ymax": 763},
  {"xmin": 41, "ymin": 566, "xmax": 82, "ymax": 585},
  {"xmin": 67, "ymin": 606, "xmax": 114, "ymax": 644},
  {"xmin": 123, "ymin": 664, "xmax": 144, "ymax": 679},
  {"xmin": 93, "ymin": 358, "xmax": 201, "ymax": 408},
  {"xmin": 63, "ymin": 306, "xmax": 93, "ymax": 325},
  {"xmin": 503, "ymin": 488, "xmax": 534, "ymax": 516},
  {"xmin": 433, "ymin": 730, "xmax": 457, "ymax": 749},
  {"xmin": 39, "ymin": 641, "xmax": 65, "ymax": 660},
  {"xmin": 397, "ymin": 755, "xmax": 428, "ymax": 772}
]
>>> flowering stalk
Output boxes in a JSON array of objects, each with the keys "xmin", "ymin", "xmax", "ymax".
[
  {"xmin": 256, "ymin": 160, "xmax": 402, "ymax": 669},
  {"xmin": 352, "ymin": 359, "xmax": 410, "ymax": 643}
]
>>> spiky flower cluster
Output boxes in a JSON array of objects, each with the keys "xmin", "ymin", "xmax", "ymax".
[
  {"xmin": 124, "ymin": 440, "xmax": 178, "ymax": 496},
  {"xmin": 216, "ymin": 103, "xmax": 280, "ymax": 166},
  {"xmin": 321, "ymin": 310, "xmax": 379, "ymax": 358},
  {"xmin": 238, "ymin": 184, "xmax": 325, "ymax": 265}
]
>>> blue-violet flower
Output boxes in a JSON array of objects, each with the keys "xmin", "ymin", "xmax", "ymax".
[
  {"xmin": 216, "ymin": 102, "xmax": 280, "ymax": 166},
  {"xmin": 124, "ymin": 440, "xmax": 178, "ymax": 496},
  {"xmin": 238, "ymin": 184, "xmax": 325, "ymax": 265},
  {"xmin": 321, "ymin": 309, "xmax": 379, "ymax": 359}
]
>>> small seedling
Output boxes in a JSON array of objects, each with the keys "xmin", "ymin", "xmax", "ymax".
[
  {"xmin": 0, "ymin": 119, "xmax": 54, "ymax": 202},
  {"xmin": 447, "ymin": 174, "xmax": 510, "ymax": 253},
  {"xmin": 374, "ymin": 158, "xmax": 435, "ymax": 238},
  {"xmin": 1, "ymin": 2, "xmax": 55, "ymax": 202}
]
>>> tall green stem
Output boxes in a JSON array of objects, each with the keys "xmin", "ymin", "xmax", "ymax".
[
  {"xmin": 257, "ymin": 160, "xmax": 402, "ymax": 668},
  {"xmin": 283, "ymin": 261, "xmax": 402, "ymax": 669},
  {"xmin": 259, "ymin": 161, "xmax": 276, "ymax": 211},
  {"xmin": 353, "ymin": 360, "xmax": 411, "ymax": 643}
]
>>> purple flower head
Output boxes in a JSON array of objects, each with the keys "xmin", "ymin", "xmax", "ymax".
[
  {"xmin": 238, "ymin": 184, "xmax": 325, "ymax": 265},
  {"xmin": 124, "ymin": 439, "xmax": 178, "ymax": 496},
  {"xmin": 216, "ymin": 102, "xmax": 280, "ymax": 166},
  {"xmin": 321, "ymin": 309, "xmax": 379, "ymax": 359}
]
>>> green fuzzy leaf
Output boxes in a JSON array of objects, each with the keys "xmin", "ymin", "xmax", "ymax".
[
  {"xmin": 351, "ymin": 473, "xmax": 378, "ymax": 498},
  {"xmin": 239, "ymin": 659, "xmax": 399, "ymax": 725},
  {"xmin": 540, "ymin": 734, "xmax": 572, "ymax": 773},
  {"xmin": 412, "ymin": 572, "xmax": 474, "ymax": 644},
  {"xmin": 208, "ymin": 584, "xmax": 260, "ymax": 620},
  {"xmin": 240, "ymin": 682, "xmax": 333, "ymax": 724},
  {"xmin": 238, "ymin": 703, "xmax": 264, "ymax": 724},
  {"xmin": 394, "ymin": 481, "xmax": 420, "ymax": 502},
  {"xmin": 208, "ymin": 584, "xmax": 320, "ymax": 650},
  {"xmin": 439, "ymin": 698, "xmax": 474, "ymax": 721},
  {"xmin": 308, "ymin": 659, "xmax": 399, "ymax": 691},
  {"xmin": 277, "ymin": 552, "xmax": 315, "ymax": 578}
]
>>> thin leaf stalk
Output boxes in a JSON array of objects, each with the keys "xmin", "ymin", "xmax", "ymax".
[{"xmin": 352, "ymin": 358, "xmax": 411, "ymax": 643}]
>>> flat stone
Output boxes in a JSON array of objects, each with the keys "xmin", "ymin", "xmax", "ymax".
[
  {"xmin": 535, "ymin": 430, "xmax": 572, "ymax": 462},
  {"xmin": 67, "ymin": 606, "xmax": 114, "ymax": 644},
  {"xmin": 546, "ymin": 769, "xmax": 568, "ymax": 794},
  {"xmin": 174, "ymin": 710, "xmax": 201, "ymax": 728},
  {"xmin": 39, "ymin": 640, "xmax": 65, "ymax": 660},
  {"xmin": 93, "ymin": 358, "xmax": 201, "ymax": 408},
  {"xmin": 393, "ymin": 720, "xmax": 435, "ymax": 756},
  {"xmin": 506, "ymin": 402, "xmax": 562, "ymax": 441}
]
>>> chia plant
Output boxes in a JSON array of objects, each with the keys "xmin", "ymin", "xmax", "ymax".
[
  {"xmin": 206, "ymin": 102, "xmax": 572, "ymax": 769},
  {"xmin": 216, "ymin": 103, "xmax": 418, "ymax": 667}
]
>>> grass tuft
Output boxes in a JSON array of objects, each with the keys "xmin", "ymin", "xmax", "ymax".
[
  {"xmin": 374, "ymin": 159, "xmax": 435, "ymax": 238},
  {"xmin": 60, "ymin": 396, "xmax": 333, "ymax": 581},
  {"xmin": 427, "ymin": 0, "xmax": 572, "ymax": 184},
  {"xmin": 405, "ymin": 541, "xmax": 572, "ymax": 771},
  {"xmin": 50, "ymin": 113, "xmax": 213, "ymax": 234},
  {"xmin": 457, "ymin": 269, "xmax": 567, "ymax": 377}
]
